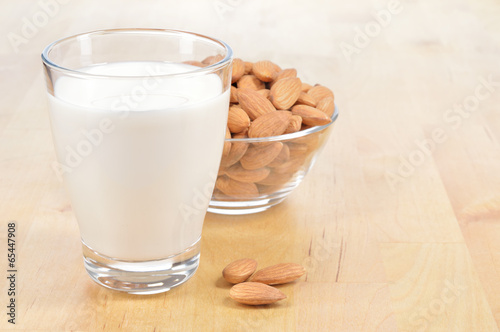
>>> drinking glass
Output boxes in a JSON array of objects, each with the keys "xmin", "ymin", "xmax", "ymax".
[{"xmin": 42, "ymin": 29, "xmax": 232, "ymax": 294}]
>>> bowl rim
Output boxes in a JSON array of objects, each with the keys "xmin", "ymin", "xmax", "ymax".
[{"xmin": 226, "ymin": 104, "xmax": 339, "ymax": 142}]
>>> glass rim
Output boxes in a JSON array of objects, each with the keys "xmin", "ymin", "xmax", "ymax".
[
  {"xmin": 41, "ymin": 28, "xmax": 233, "ymax": 80},
  {"xmin": 227, "ymin": 105, "xmax": 339, "ymax": 142}
]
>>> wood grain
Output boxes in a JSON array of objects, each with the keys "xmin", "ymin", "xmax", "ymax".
[{"xmin": 0, "ymin": 0, "xmax": 499, "ymax": 331}]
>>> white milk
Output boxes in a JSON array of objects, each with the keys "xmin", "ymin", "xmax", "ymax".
[{"xmin": 48, "ymin": 62, "xmax": 229, "ymax": 260}]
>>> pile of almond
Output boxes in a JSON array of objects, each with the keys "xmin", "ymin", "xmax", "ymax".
[
  {"xmin": 213, "ymin": 59, "xmax": 336, "ymax": 200},
  {"xmin": 222, "ymin": 258, "xmax": 306, "ymax": 305}
]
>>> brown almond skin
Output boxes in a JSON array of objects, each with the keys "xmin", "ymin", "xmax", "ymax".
[
  {"xmin": 307, "ymin": 85, "xmax": 334, "ymax": 103},
  {"xmin": 252, "ymin": 60, "xmax": 281, "ymax": 82},
  {"xmin": 301, "ymin": 83, "xmax": 312, "ymax": 92},
  {"xmin": 221, "ymin": 141, "xmax": 248, "ymax": 167},
  {"xmin": 267, "ymin": 144, "xmax": 290, "ymax": 167},
  {"xmin": 316, "ymin": 97, "xmax": 335, "ymax": 117},
  {"xmin": 257, "ymin": 170, "xmax": 294, "ymax": 186},
  {"xmin": 229, "ymin": 282, "xmax": 286, "ymax": 305},
  {"xmin": 225, "ymin": 164, "xmax": 270, "ymax": 183},
  {"xmin": 238, "ymin": 89, "xmax": 276, "ymax": 120},
  {"xmin": 284, "ymin": 115, "xmax": 303, "ymax": 134},
  {"xmin": 237, "ymin": 75, "xmax": 265, "ymax": 90},
  {"xmin": 222, "ymin": 127, "xmax": 231, "ymax": 158},
  {"xmin": 269, "ymin": 158, "xmax": 305, "ymax": 177},
  {"xmin": 248, "ymin": 111, "xmax": 292, "ymax": 138},
  {"xmin": 231, "ymin": 58, "xmax": 245, "ymax": 83},
  {"xmin": 217, "ymin": 165, "xmax": 226, "ymax": 176},
  {"xmin": 248, "ymin": 263, "xmax": 306, "ymax": 285},
  {"xmin": 240, "ymin": 142, "xmax": 283, "ymax": 170},
  {"xmin": 269, "ymin": 77, "xmax": 302, "ymax": 110},
  {"xmin": 269, "ymin": 68, "xmax": 297, "ymax": 88},
  {"xmin": 256, "ymin": 89, "xmax": 271, "ymax": 99},
  {"xmin": 291, "ymin": 105, "xmax": 332, "ymax": 126},
  {"xmin": 202, "ymin": 54, "xmax": 224, "ymax": 65},
  {"xmin": 244, "ymin": 61, "xmax": 253, "ymax": 74},
  {"xmin": 228, "ymin": 106, "xmax": 250, "ymax": 134},
  {"xmin": 183, "ymin": 60, "xmax": 205, "ymax": 67},
  {"xmin": 215, "ymin": 176, "xmax": 259, "ymax": 198},
  {"xmin": 223, "ymin": 258, "xmax": 258, "ymax": 284},
  {"xmin": 230, "ymin": 86, "xmax": 239, "ymax": 103},
  {"xmin": 295, "ymin": 91, "xmax": 317, "ymax": 107}
]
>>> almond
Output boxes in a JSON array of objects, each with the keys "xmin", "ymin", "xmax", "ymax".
[
  {"xmin": 307, "ymin": 85, "xmax": 334, "ymax": 103},
  {"xmin": 256, "ymin": 170, "xmax": 294, "ymax": 186},
  {"xmin": 295, "ymin": 91, "xmax": 317, "ymax": 107},
  {"xmin": 248, "ymin": 111, "xmax": 292, "ymax": 138},
  {"xmin": 291, "ymin": 105, "xmax": 332, "ymax": 126},
  {"xmin": 233, "ymin": 131, "xmax": 248, "ymax": 139},
  {"xmin": 288, "ymin": 142, "xmax": 309, "ymax": 158},
  {"xmin": 221, "ymin": 141, "xmax": 248, "ymax": 167},
  {"xmin": 237, "ymin": 75, "xmax": 265, "ymax": 90},
  {"xmin": 231, "ymin": 58, "xmax": 245, "ymax": 83},
  {"xmin": 229, "ymin": 282, "xmax": 286, "ymax": 305},
  {"xmin": 223, "ymin": 258, "xmax": 258, "ymax": 284},
  {"xmin": 257, "ymin": 184, "xmax": 285, "ymax": 195},
  {"xmin": 293, "ymin": 132, "xmax": 320, "ymax": 151},
  {"xmin": 256, "ymin": 89, "xmax": 270, "ymax": 99},
  {"xmin": 269, "ymin": 77, "xmax": 302, "ymax": 110},
  {"xmin": 228, "ymin": 106, "xmax": 250, "ymax": 134},
  {"xmin": 284, "ymin": 115, "xmax": 302, "ymax": 134},
  {"xmin": 267, "ymin": 144, "xmax": 290, "ymax": 167},
  {"xmin": 202, "ymin": 54, "xmax": 224, "ymax": 65},
  {"xmin": 244, "ymin": 61, "xmax": 253, "ymax": 74},
  {"xmin": 252, "ymin": 60, "xmax": 281, "ymax": 82},
  {"xmin": 230, "ymin": 86, "xmax": 239, "ymax": 103},
  {"xmin": 301, "ymin": 83, "xmax": 312, "ymax": 92},
  {"xmin": 217, "ymin": 165, "xmax": 226, "ymax": 176},
  {"xmin": 183, "ymin": 60, "xmax": 205, "ymax": 67},
  {"xmin": 225, "ymin": 163, "xmax": 270, "ymax": 183},
  {"xmin": 237, "ymin": 89, "xmax": 276, "ymax": 120},
  {"xmin": 248, "ymin": 263, "xmax": 306, "ymax": 285},
  {"xmin": 269, "ymin": 68, "xmax": 297, "ymax": 88},
  {"xmin": 316, "ymin": 97, "xmax": 335, "ymax": 117},
  {"xmin": 222, "ymin": 127, "xmax": 231, "ymax": 158},
  {"xmin": 240, "ymin": 142, "xmax": 283, "ymax": 170},
  {"xmin": 216, "ymin": 176, "xmax": 258, "ymax": 198},
  {"xmin": 270, "ymin": 157, "xmax": 304, "ymax": 176}
]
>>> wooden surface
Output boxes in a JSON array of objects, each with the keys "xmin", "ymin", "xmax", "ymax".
[{"xmin": 1, "ymin": 0, "xmax": 499, "ymax": 331}]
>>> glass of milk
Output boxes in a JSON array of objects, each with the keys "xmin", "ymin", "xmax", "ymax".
[{"xmin": 41, "ymin": 29, "xmax": 232, "ymax": 294}]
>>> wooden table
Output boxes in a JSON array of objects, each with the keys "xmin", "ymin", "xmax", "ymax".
[{"xmin": 1, "ymin": 0, "xmax": 499, "ymax": 330}]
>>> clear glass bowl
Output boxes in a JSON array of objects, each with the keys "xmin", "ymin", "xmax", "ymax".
[{"xmin": 208, "ymin": 105, "xmax": 338, "ymax": 215}]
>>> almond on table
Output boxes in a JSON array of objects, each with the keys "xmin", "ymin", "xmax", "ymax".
[
  {"xmin": 248, "ymin": 263, "xmax": 306, "ymax": 285},
  {"xmin": 222, "ymin": 258, "xmax": 258, "ymax": 284},
  {"xmin": 230, "ymin": 282, "xmax": 286, "ymax": 305},
  {"xmin": 223, "ymin": 259, "xmax": 307, "ymax": 306}
]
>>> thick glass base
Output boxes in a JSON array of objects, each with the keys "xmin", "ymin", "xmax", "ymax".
[
  {"xmin": 207, "ymin": 196, "xmax": 287, "ymax": 215},
  {"xmin": 82, "ymin": 239, "xmax": 200, "ymax": 295}
]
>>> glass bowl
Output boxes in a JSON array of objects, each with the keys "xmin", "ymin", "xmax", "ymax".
[{"xmin": 208, "ymin": 105, "xmax": 338, "ymax": 215}]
